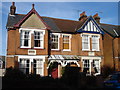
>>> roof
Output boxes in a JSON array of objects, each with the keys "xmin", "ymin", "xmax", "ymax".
[
  {"xmin": 77, "ymin": 16, "xmax": 104, "ymax": 34},
  {"xmin": 100, "ymin": 23, "xmax": 120, "ymax": 38},
  {"xmin": 6, "ymin": 14, "xmax": 83, "ymax": 33},
  {"xmin": 6, "ymin": 12, "xmax": 120, "ymax": 35},
  {"xmin": 6, "ymin": 14, "xmax": 25, "ymax": 28},
  {"xmin": 14, "ymin": 8, "xmax": 51, "ymax": 30},
  {"xmin": 42, "ymin": 16, "xmax": 81, "ymax": 33}
]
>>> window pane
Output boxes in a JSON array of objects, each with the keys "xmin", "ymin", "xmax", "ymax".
[
  {"xmin": 92, "ymin": 36, "xmax": 99, "ymax": 51},
  {"xmin": 51, "ymin": 34, "xmax": 59, "ymax": 49},
  {"xmin": 34, "ymin": 31, "xmax": 43, "ymax": 48},
  {"xmin": 19, "ymin": 59, "xmax": 30, "ymax": 74},
  {"xmin": 51, "ymin": 42, "xmax": 58, "ymax": 49},
  {"xmin": 82, "ymin": 35, "xmax": 89, "ymax": 50},
  {"xmin": 83, "ymin": 59, "xmax": 90, "ymax": 74},
  {"xmin": 63, "ymin": 43, "xmax": 69, "ymax": 49},
  {"xmin": 63, "ymin": 35, "xmax": 70, "ymax": 49},
  {"xmin": 24, "ymin": 40, "xmax": 29, "ymax": 46},
  {"xmin": 21, "ymin": 31, "xmax": 30, "ymax": 47}
]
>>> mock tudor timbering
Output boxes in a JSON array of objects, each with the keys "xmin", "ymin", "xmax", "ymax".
[{"xmin": 6, "ymin": 2, "xmax": 120, "ymax": 77}]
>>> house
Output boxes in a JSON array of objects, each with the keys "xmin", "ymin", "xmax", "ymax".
[
  {"xmin": 6, "ymin": 2, "xmax": 119, "ymax": 78},
  {"xmin": 0, "ymin": 56, "xmax": 6, "ymax": 76},
  {"xmin": 101, "ymin": 24, "xmax": 120, "ymax": 71}
]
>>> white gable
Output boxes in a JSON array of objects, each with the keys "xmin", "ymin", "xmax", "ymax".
[{"xmin": 83, "ymin": 20, "xmax": 100, "ymax": 32}]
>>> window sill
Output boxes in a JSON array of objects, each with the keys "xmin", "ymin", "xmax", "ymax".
[
  {"xmin": 82, "ymin": 49, "xmax": 90, "ymax": 51},
  {"xmin": 20, "ymin": 47, "xmax": 31, "ymax": 49},
  {"xmin": 63, "ymin": 49, "xmax": 71, "ymax": 51},
  {"xmin": 34, "ymin": 47, "xmax": 44, "ymax": 49},
  {"xmin": 51, "ymin": 49, "xmax": 60, "ymax": 51},
  {"xmin": 92, "ymin": 50, "xmax": 100, "ymax": 52}
]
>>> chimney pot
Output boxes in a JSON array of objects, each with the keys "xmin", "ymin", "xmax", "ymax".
[
  {"xmin": 32, "ymin": 4, "xmax": 35, "ymax": 9},
  {"xmin": 10, "ymin": 2, "xmax": 16, "ymax": 15},
  {"xmin": 79, "ymin": 11, "xmax": 87, "ymax": 21},
  {"xmin": 93, "ymin": 13, "xmax": 100, "ymax": 23}
]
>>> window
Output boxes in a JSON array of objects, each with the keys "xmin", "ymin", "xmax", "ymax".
[
  {"xmin": 20, "ymin": 31, "xmax": 30, "ymax": 48},
  {"xmin": 92, "ymin": 35, "xmax": 99, "ymax": 51},
  {"xmin": 51, "ymin": 34, "xmax": 59, "ymax": 50},
  {"xmin": 0, "ymin": 60, "xmax": 3, "ymax": 68},
  {"xmin": 34, "ymin": 31, "xmax": 44, "ymax": 48},
  {"xmin": 33, "ymin": 59, "xmax": 43, "ymax": 75},
  {"xmin": 83, "ymin": 59, "xmax": 90, "ymax": 74},
  {"xmin": 63, "ymin": 35, "xmax": 70, "ymax": 50},
  {"xmin": 19, "ymin": 57, "xmax": 44, "ymax": 75},
  {"xmin": 82, "ymin": 34, "xmax": 90, "ymax": 50},
  {"xmin": 19, "ymin": 59, "xmax": 30, "ymax": 74},
  {"xmin": 93, "ymin": 60, "xmax": 100, "ymax": 74}
]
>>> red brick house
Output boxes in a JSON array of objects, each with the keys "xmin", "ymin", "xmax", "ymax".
[
  {"xmin": 6, "ymin": 2, "xmax": 119, "ymax": 78},
  {"xmin": 101, "ymin": 24, "xmax": 120, "ymax": 71}
]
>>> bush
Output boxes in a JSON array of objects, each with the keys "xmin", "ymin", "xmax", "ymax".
[
  {"xmin": 4, "ymin": 67, "xmax": 26, "ymax": 79},
  {"xmin": 101, "ymin": 66, "xmax": 114, "ymax": 78}
]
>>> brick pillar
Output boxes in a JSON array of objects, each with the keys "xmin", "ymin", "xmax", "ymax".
[
  {"xmin": 58, "ymin": 64, "xmax": 62, "ymax": 78},
  {"xmin": 44, "ymin": 57, "xmax": 48, "ymax": 76},
  {"xmin": 31, "ymin": 33, "xmax": 34, "ymax": 48}
]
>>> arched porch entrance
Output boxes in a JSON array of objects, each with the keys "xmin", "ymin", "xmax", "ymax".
[{"xmin": 48, "ymin": 55, "xmax": 80, "ymax": 79}]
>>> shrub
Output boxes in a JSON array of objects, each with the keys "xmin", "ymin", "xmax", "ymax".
[
  {"xmin": 101, "ymin": 65, "xmax": 114, "ymax": 78},
  {"xmin": 4, "ymin": 67, "xmax": 26, "ymax": 79}
]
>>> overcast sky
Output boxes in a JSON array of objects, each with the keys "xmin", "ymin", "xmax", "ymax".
[{"xmin": 0, "ymin": 1, "xmax": 119, "ymax": 56}]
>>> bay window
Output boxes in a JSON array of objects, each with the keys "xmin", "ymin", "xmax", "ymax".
[
  {"xmin": 20, "ymin": 28, "xmax": 45, "ymax": 49},
  {"xmin": 81, "ymin": 34, "xmax": 100, "ymax": 51}
]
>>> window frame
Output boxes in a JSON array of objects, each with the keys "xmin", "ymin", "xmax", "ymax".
[
  {"xmin": 81, "ymin": 34, "xmax": 90, "ymax": 51},
  {"xmin": 92, "ymin": 35, "xmax": 100, "ymax": 51},
  {"xmin": 50, "ymin": 33, "xmax": 60, "ymax": 51},
  {"xmin": 62, "ymin": 34, "xmax": 71, "ymax": 51},
  {"xmin": 20, "ymin": 30, "xmax": 31, "ymax": 48},
  {"xmin": 34, "ymin": 31, "xmax": 45, "ymax": 49},
  {"xmin": 18, "ymin": 56, "xmax": 45, "ymax": 76},
  {"xmin": 19, "ymin": 28, "xmax": 45, "ymax": 49}
]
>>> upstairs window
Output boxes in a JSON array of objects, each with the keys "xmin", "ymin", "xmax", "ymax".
[
  {"xmin": 92, "ymin": 35, "xmax": 99, "ymax": 51},
  {"xmin": 34, "ymin": 31, "xmax": 44, "ymax": 48},
  {"xmin": 20, "ymin": 31, "xmax": 30, "ymax": 48},
  {"xmin": 82, "ymin": 34, "xmax": 90, "ymax": 51},
  {"xmin": 63, "ymin": 35, "xmax": 71, "ymax": 51},
  {"xmin": 51, "ymin": 33, "xmax": 59, "ymax": 50}
]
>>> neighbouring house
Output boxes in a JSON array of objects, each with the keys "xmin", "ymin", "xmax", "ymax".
[
  {"xmin": 0, "ymin": 56, "xmax": 6, "ymax": 76},
  {"xmin": 101, "ymin": 24, "xmax": 120, "ymax": 71},
  {"xmin": 6, "ymin": 2, "xmax": 119, "ymax": 78}
]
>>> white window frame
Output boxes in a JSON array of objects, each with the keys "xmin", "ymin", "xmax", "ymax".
[
  {"xmin": 34, "ymin": 31, "xmax": 45, "ymax": 49},
  {"xmin": 62, "ymin": 34, "xmax": 71, "ymax": 51},
  {"xmin": 92, "ymin": 35, "xmax": 100, "ymax": 51},
  {"xmin": 20, "ymin": 30, "xmax": 31, "ymax": 48},
  {"xmin": 81, "ymin": 57, "xmax": 101, "ymax": 76},
  {"xmin": 81, "ymin": 34, "xmax": 90, "ymax": 51},
  {"xmin": 51, "ymin": 33, "xmax": 60, "ymax": 51},
  {"xmin": 18, "ymin": 56, "xmax": 45, "ymax": 76},
  {"xmin": 19, "ymin": 28, "xmax": 45, "ymax": 49}
]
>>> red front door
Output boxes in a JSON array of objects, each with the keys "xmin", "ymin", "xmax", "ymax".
[{"xmin": 51, "ymin": 68, "xmax": 58, "ymax": 79}]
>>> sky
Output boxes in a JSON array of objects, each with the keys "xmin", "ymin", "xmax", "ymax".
[{"xmin": 0, "ymin": 1, "xmax": 119, "ymax": 56}]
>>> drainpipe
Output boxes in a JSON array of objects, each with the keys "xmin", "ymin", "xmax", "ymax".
[{"xmin": 112, "ymin": 37, "xmax": 115, "ymax": 71}]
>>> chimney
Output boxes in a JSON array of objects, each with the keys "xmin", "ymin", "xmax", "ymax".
[
  {"xmin": 93, "ymin": 13, "xmax": 100, "ymax": 23},
  {"xmin": 10, "ymin": 2, "xmax": 16, "ymax": 15},
  {"xmin": 32, "ymin": 4, "xmax": 35, "ymax": 9},
  {"xmin": 79, "ymin": 11, "xmax": 87, "ymax": 21}
]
